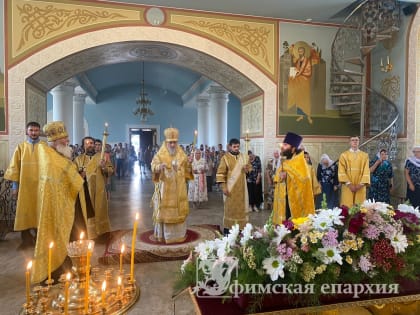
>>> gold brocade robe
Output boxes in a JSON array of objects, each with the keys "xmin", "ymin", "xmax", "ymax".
[
  {"xmin": 74, "ymin": 153, "xmax": 113, "ymax": 236},
  {"xmin": 216, "ymin": 152, "xmax": 251, "ymax": 229},
  {"xmin": 32, "ymin": 146, "xmax": 84, "ymax": 283},
  {"xmin": 338, "ymin": 150, "xmax": 370, "ymax": 206},
  {"xmin": 309, "ymin": 164, "xmax": 321, "ymax": 196},
  {"xmin": 151, "ymin": 145, "xmax": 193, "ymax": 225},
  {"xmin": 273, "ymin": 152, "xmax": 315, "ymax": 224},
  {"xmin": 4, "ymin": 140, "xmax": 47, "ymax": 231}
]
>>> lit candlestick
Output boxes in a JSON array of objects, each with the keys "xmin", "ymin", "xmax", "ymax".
[
  {"xmin": 101, "ymin": 280, "xmax": 107, "ymax": 308},
  {"xmin": 26, "ymin": 261, "xmax": 32, "ymax": 307},
  {"xmin": 387, "ymin": 55, "xmax": 390, "ymax": 65},
  {"xmin": 130, "ymin": 213, "xmax": 139, "ymax": 282},
  {"xmin": 84, "ymin": 242, "xmax": 92, "ymax": 314},
  {"xmin": 192, "ymin": 130, "xmax": 198, "ymax": 148},
  {"xmin": 117, "ymin": 276, "xmax": 122, "ymax": 298},
  {"xmin": 380, "ymin": 58, "xmax": 383, "ymax": 67},
  {"xmin": 245, "ymin": 129, "xmax": 250, "ymax": 153},
  {"xmin": 64, "ymin": 272, "xmax": 71, "ymax": 315},
  {"xmin": 120, "ymin": 244, "xmax": 125, "ymax": 273},
  {"xmin": 48, "ymin": 242, "xmax": 54, "ymax": 285},
  {"xmin": 79, "ymin": 231, "xmax": 85, "ymax": 245},
  {"xmin": 100, "ymin": 122, "xmax": 109, "ymax": 160}
]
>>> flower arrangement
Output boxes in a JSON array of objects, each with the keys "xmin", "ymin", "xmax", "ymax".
[{"xmin": 175, "ymin": 201, "xmax": 420, "ymax": 310}]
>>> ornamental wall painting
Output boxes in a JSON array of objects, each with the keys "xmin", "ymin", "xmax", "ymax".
[{"xmin": 278, "ymin": 40, "xmax": 358, "ymax": 136}]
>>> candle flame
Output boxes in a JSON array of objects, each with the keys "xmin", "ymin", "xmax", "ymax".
[
  {"xmin": 194, "ymin": 130, "xmax": 198, "ymax": 135},
  {"xmin": 105, "ymin": 122, "xmax": 108, "ymax": 128},
  {"xmin": 102, "ymin": 280, "xmax": 107, "ymax": 291},
  {"xmin": 121, "ymin": 244, "xmax": 125, "ymax": 254},
  {"xmin": 66, "ymin": 272, "xmax": 71, "ymax": 281},
  {"xmin": 88, "ymin": 242, "xmax": 92, "ymax": 250},
  {"xmin": 79, "ymin": 231, "xmax": 85, "ymax": 240},
  {"xmin": 49, "ymin": 241, "xmax": 54, "ymax": 249},
  {"xmin": 118, "ymin": 276, "xmax": 122, "ymax": 286},
  {"xmin": 27, "ymin": 261, "xmax": 32, "ymax": 270},
  {"xmin": 135, "ymin": 213, "xmax": 139, "ymax": 220}
]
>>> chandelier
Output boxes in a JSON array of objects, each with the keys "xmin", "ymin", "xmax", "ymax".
[{"xmin": 133, "ymin": 62, "xmax": 154, "ymax": 121}]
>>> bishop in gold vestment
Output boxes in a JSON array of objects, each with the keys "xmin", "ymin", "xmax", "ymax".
[
  {"xmin": 338, "ymin": 137, "xmax": 370, "ymax": 206},
  {"xmin": 216, "ymin": 138, "xmax": 251, "ymax": 232},
  {"xmin": 151, "ymin": 128, "xmax": 193, "ymax": 243},
  {"xmin": 273, "ymin": 132, "xmax": 315, "ymax": 224},
  {"xmin": 74, "ymin": 137, "xmax": 113, "ymax": 238}
]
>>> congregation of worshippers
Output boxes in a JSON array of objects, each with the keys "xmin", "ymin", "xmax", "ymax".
[{"xmin": 4, "ymin": 120, "xmax": 420, "ymax": 284}]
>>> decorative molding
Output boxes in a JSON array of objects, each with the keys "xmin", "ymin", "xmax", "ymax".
[
  {"xmin": 381, "ymin": 75, "xmax": 400, "ymax": 103},
  {"xmin": 242, "ymin": 95, "xmax": 263, "ymax": 137},
  {"xmin": 170, "ymin": 14, "xmax": 276, "ymax": 79}
]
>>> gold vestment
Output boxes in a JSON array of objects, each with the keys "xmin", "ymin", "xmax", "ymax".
[
  {"xmin": 4, "ymin": 140, "xmax": 47, "ymax": 231},
  {"xmin": 151, "ymin": 145, "xmax": 193, "ymax": 243},
  {"xmin": 273, "ymin": 152, "xmax": 315, "ymax": 224},
  {"xmin": 338, "ymin": 150, "xmax": 370, "ymax": 206},
  {"xmin": 74, "ymin": 153, "xmax": 113, "ymax": 236},
  {"xmin": 216, "ymin": 152, "xmax": 251, "ymax": 229}
]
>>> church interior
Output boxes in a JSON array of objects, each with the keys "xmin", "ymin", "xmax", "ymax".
[{"xmin": 1, "ymin": 0, "xmax": 420, "ymax": 314}]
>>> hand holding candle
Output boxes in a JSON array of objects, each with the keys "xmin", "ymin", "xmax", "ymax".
[
  {"xmin": 26, "ymin": 261, "xmax": 32, "ymax": 307},
  {"xmin": 130, "ymin": 213, "xmax": 139, "ymax": 282},
  {"xmin": 100, "ymin": 122, "xmax": 109, "ymax": 161},
  {"xmin": 48, "ymin": 242, "xmax": 54, "ymax": 285}
]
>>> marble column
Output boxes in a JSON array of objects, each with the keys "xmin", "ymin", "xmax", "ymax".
[
  {"xmin": 51, "ymin": 80, "xmax": 76, "ymax": 143},
  {"xmin": 73, "ymin": 88, "xmax": 87, "ymax": 145},
  {"xmin": 208, "ymin": 85, "xmax": 230, "ymax": 147},
  {"xmin": 196, "ymin": 96, "xmax": 210, "ymax": 146}
]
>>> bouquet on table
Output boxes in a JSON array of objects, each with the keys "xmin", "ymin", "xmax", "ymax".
[{"xmin": 175, "ymin": 200, "xmax": 420, "ymax": 310}]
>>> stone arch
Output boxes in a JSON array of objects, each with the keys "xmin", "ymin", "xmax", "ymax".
[{"xmin": 7, "ymin": 26, "xmax": 277, "ymax": 156}]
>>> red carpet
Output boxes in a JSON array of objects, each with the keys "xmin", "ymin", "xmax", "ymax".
[{"xmin": 99, "ymin": 224, "xmax": 220, "ymax": 264}]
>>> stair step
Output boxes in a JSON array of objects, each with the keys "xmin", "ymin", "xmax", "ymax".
[
  {"xmin": 332, "ymin": 70, "xmax": 364, "ymax": 76},
  {"xmin": 376, "ymin": 34, "xmax": 392, "ymax": 40},
  {"xmin": 379, "ymin": 26, "xmax": 399, "ymax": 35},
  {"xmin": 345, "ymin": 57, "xmax": 364, "ymax": 66},
  {"xmin": 332, "ymin": 101, "xmax": 361, "ymax": 106},
  {"xmin": 340, "ymin": 111, "xmax": 360, "ymax": 116},
  {"xmin": 360, "ymin": 45, "xmax": 376, "ymax": 55},
  {"xmin": 331, "ymin": 92, "xmax": 362, "ymax": 96}
]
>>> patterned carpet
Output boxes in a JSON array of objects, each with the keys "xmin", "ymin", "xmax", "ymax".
[{"xmin": 99, "ymin": 224, "xmax": 220, "ymax": 264}]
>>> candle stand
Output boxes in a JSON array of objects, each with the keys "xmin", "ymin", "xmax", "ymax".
[{"xmin": 20, "ymin": 240, "xmax": 140, "ymax": 314}]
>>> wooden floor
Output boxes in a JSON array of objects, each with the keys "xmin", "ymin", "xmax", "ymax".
[{"xmin": 0, "ymin": 166, "xmax": 270, "ymax": 315}]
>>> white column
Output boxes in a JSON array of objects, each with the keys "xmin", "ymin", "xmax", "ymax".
[
  {"xmin": 196, "ymin": 95, "xmax": 210, "ymax": 146},
  {"xmin": 73, "ymin": 88, "xmax": 87, "ymax": 146},
  {"xmin": 51, "ymin": 80, "xmax": 76, "ymax": 143},
  {"xmin": 208, "ymin": 85, "xmax": 230, "ymax": 147}
]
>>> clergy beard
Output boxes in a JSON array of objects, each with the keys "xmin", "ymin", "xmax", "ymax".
[
  {"xmin": 56, "ymin": 143, "xmax": 73, "ymax": 159},
  {"xmin": 281, "ymin": 148, "xmax": 294, "ymax": 160},
  {"xmin": 167, "ymin": 147, "xmax": 177, "ymax": 156},
  {"xmin": 229, "ymin": 151, "xmax": 239, "ymax": 156}
]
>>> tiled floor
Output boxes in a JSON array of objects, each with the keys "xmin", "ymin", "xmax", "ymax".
[{"xmin": 0, "ymin": 167, "xmax": 270, "ymax": 315}]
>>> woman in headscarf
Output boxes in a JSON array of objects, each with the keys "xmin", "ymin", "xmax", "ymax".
[
  {"xmin": 316, "ymin": 154, "xmax": 339, "ymax": 209},
  {"xmin": 188, "ymin": 150, "xmax": 208, "ymax": 208},
  {"xmin": 405, "ymin": 145, "xmax": 420, "ymax": 207},
  {"xmin": 368, "ymin": 149, "xmax": 393, "ymax": 203}
]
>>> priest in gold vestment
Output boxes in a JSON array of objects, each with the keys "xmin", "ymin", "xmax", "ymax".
[
  {"xmin": 4, "ymin": 121, "xmax": 46, "ymax": 249},
  {"xmin": 273, "ymin": 132, "xmax": 315, "ymax": 224},
  {"xmin": 216, "ymin": 138, "xmax": 251, "ymax": 235},
  {"xmin": 151, "ymin": 128, "xmax": 193, "ymax": 243},
  {"xmin": 74, "ymin": 136, "xmax": 113, "ymax": 239},
  {"xmin": 31, "ymin": 121, "xmax": 87, "ymax": 283},
  {"xmin": 338, "ymin": 136, "xmax": 370, "ymax": 206}
]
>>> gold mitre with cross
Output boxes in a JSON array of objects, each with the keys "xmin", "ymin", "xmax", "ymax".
[
  {"xmin": 164, "ymin": 127, "xmax": 179, "ymax": 142},
  {"xmin": 43, "ymin": 121, "xmax": 68, "ymax": 142}
]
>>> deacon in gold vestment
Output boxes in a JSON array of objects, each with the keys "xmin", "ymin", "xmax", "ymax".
[
  {"xmin": 216, "ymin": 138, "xmax": 251, "ymax": 234},
  {"xmin": 74, "ymin": 136, "xmax": 113, "ymax": 238},
  {"xmin": 338, "ymin": 136, "xmax": 370, "ymax": 206},
  {"xmin": 273, "ymin": 132, "xmax": 315, "ymax": 224},
  {"xmin": 4, "ymin": 122, "xmax": 46, "ymax": 248},
  {"xmin": 151, "ymin": 128, "xmax": 193, "ymax": 243},
  {"xmin": 32, "ymin": 121, "xmax": 87, "ymax": 283}
]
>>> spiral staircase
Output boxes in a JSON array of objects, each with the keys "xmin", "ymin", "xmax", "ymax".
[{"xmin": 330, "ymin": 0, "xmax": 400, "ymax": 160}]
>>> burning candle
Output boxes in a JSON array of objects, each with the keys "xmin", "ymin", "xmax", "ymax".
[
  {"xmin": 387, "ymin": 55, "xmax": 390, "ymax": 65},
  {"xmin": 192, "ymin": 130, "xmax": 198, "ymax": 148},
  {"xmin": 26, "ymin": 261, "xmax": 32, "ymax": 306},
  {"xmin": 48, "ymin": 241, "xmax": 54, "ymax": 285},
  {"xmin": 245, "ymin": 129, "xmax": 250, "ymax": 153},
  {"xmin": 130, "ymin": 213, "xmax": 139, "ymax": 282},
  {"xmin": 380, "ymin": 58, "xmax": 383, "ymax": 67},
  {"xmin": 120, "ymin": 244, "xmax": 125, "ymax": 273},
  {"xmin": 79, "ymin": 231, "xmax": 85, "ymax": 245},
  {"xmin": 84, "ymin": 242, "xmax": 92, "ymax": 314},
  {"xmin": 100, "ymin": 122, "xmax": 109, "ymax": 161},
  {"xmin": 64, "ymin": 272, "xmax": 71, "ymax": 315},
  {"xmin": 101, "ymin": 280, "xmax": 107, "ymax": 308},
  {"xmin": 117, "ymin": 276, "xmax": 122, "ymax": 298}
]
